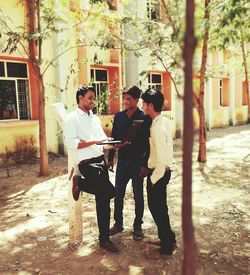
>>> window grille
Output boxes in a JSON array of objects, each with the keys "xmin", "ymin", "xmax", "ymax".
[
  {"xmin": 148, "ymin": 73, "xmax": 162, "ymax": 91},
  {"xmin": 90, "ymin": 68, "xmax": 109, "ymax": 114},
  {"xmin": 147, "ymin": 0, "xmax": 160, "ymax": 21},
  {"xmin": 17, "ymin": 80, "xmax": 30, "ymax": 119},
  {"xmin": 0, "ymin": 61, "xmax": 30, "ymax": 121}
]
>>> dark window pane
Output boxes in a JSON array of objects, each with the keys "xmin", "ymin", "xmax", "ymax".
[
  {"xmin": 95, "ymin": 69, "xmax": 107, "ymax": 81},
  {"xmin": 7, "ymin": 62, "xmax": 27, "ymax": 78},
  {"xmin": 151, "ymin": 74, "xmax": 161, "ymax": 83},
  {"xmin": 90, "ymin": 69, "xmax": 94, "ymax": 80},
  {"xmin": 0, "ymin": 80, "xmax": 18, "ymax": 120},
  {"xmin": 0, "ymin": 62, "xmax": 4, "ymax": 77}
]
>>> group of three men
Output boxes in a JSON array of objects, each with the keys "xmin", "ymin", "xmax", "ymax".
[{"xmin": 63, "ymin": 85, "xmax": 176, "ymax": 256}]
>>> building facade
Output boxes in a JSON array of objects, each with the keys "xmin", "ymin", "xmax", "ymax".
[
  {"xmin": 0, "ymin": 0, "xmax": 248, "ymax": 163},
  {"xmin": 0, "ymin": 0, "xmax": 122, "ymax": 163}
]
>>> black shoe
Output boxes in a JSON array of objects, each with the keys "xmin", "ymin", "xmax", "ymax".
[
  {"xmin": 133, "ymin": 227, "xmax": 144, "ymax": 241},
  {"xmin": 109, "ymin": 224, "xmax": 124, "ymax": 236},
  {"xmin": 72, "ymin": 175, "xmax": 81, "ymax": 201},
  {"xmin": 99, "ymin": 240, "xmax": 119, "ymax": 253},
  {"xmin": 160, "ymin": 242, "xmax": 177, "ymax": 255}
]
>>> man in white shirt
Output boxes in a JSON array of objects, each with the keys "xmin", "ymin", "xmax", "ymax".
[
  {"xmin": 141, "ymin": 88, "xmax": 176, "ymax": 256},
  {"xmin": 63, "ymin": 85, "xmax": 119, "ymax": 253}
]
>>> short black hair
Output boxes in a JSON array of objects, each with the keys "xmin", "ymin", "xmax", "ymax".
[
  {"xmin": 122, "ymin": 85, "xmax": 142, "ymax": 99},
  {"xmin": 141, "ymin": 88, "xmax": 164, "ymax": 112},
  {"xmin": 76, "ymin": 85, "xmax": 95, "ymax": 104}
]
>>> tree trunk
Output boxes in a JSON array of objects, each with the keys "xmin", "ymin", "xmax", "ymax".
[
  {"xmin": 240, "ymin": 29, "xmax": 250, "ymax": 123},
  {"xmin": 26, "ymin": 0, "xmax": 49, "ymax": 176},
  {"xmin": 182, "ymin": 0, "xmax": 196, "ymax": 274},
  {"xmin": 198, "ymin": 0, "xmax": 210, "ymax": 163},
  {"xmin": 38, "ymin": 70, "xmax": 49, "ymax": 176}
]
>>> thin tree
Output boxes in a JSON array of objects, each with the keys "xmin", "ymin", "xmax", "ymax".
[
  {"xmin": 26, "ymin": 0, "xmax": 48, "ymax": 176},
  {"xmin": 182, "ymin": 0, "xmax": 196, "ymax": 273},
  {"xmin": 197, "ymin": 0, "xmax": 211, "ymax": 163}
]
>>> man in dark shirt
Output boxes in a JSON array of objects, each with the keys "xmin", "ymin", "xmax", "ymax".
[{"xmin": 108, "ymin": 86, "xmax": 151, "ymax": 240}]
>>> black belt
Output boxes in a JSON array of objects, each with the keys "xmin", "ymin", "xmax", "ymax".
[{"xmin": 79, "ymin": 155, "xmax": 104, "ymax": 166}]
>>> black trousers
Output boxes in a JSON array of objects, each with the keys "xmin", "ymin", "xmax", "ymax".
[
  {"xmin": 147, "ymin": 170, "xmax": 176, "ymax": 249},
  {"xmin": 78, "ymin": 156, "xmax": 115, "ymax": 242},
  {"xmin": 114, "ymin": 158, "xmax": 144, "ymax": 229}
]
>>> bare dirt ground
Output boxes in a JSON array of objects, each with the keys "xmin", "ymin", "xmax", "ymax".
[{"xmin": 0, "ymin": 124, "xmax": 249, "ymax": 275}]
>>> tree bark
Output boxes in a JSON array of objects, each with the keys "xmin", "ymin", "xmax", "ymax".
[
  {"xmin": 198, "ymin": 0, "xmax": 210, "ymax": 163},
  {"xmin": 240, "ymin": 29, "xmax": 250, "ymax": 123},
  {"xmin": 26, "ymin": 0, "xmax": 49, "ymax": 176},
  {"xmin": 182, "ymin": 0, "xmax": 196, "ymax": 274},
  {"xmin": 38, "ymin": 69, "xmax": 49, "ymax": 176}
]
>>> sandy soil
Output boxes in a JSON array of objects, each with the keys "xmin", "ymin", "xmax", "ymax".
[{"xmin": 0, "ymin": 124, "xmax": 249, "ymax": 275}]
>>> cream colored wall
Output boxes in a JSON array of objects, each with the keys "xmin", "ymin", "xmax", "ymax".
[
  {"xmin": 0, "ymin": 1, "xmax": 38, "ymax": 158},
  {"xmin": 234, "ymin": 73, "xmax": 242, "ymax": 107},
  {"xmin": 42, "ymin": 37, "xmax": 61, "ymax": 153},
  {"xmin": 233, "ymin": 72, "xmax": 248, "ymax": 124},
  {"xmin": 211, "ymin": 108, "xmax": 230, "ymax": 128},
  {"xmin": 88, "ymin": 46, "xmax": 111, "ymax": 65},
  {"xmin": 209, "ymin": 52, "xmax": 230, "ymax": 128},
  {"xmin": 0, "ymin": 121, "xmax": 39, "ymax": 162},
  {"xmin": 0, "ymin": 1, "xmax": 69, "ymax": 155},
  {"xmin": 234, "ymin": 107, "xmax": 248, "ymax": 123},
  {"xmin": 0, "ymin": 1, "xmax": 27, "ymax": 57}
]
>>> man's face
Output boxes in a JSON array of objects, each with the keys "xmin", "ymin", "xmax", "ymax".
[
  {"xmin": 79, "ymin": 90, "xmax": 95, "ymax": 111},
  {"xmin": 122, "ymin": 93, "xmax": 138, "ymax": 110},
  {"xmin": 142, "ymin": 101, "xmax": 152, "ymax": 117}
]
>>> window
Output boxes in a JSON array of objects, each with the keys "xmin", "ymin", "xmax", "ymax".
[
  {"xmin": 219, "ymin": 78, "xmax": 230, "ymax": 107},
  {"xmin": 147, "ymin": 0, "xmax": 160, "ymax": 21},
  {"xmin": 0, "ymin": 61, "xmax": 30, "ymax": 120},
  {"xmin": 148, "ymin": 73, "xmax": 162, "ymax": 91},
  {"xmin": 90, "ymin": 68, "xmax": 109, "ymax": 114}
]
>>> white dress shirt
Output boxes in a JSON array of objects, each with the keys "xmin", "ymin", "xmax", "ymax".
[
  {"xmin": 63, "ymin": 108, "xmax": 107, "ymax": 165},
  {"xmin": 148, "ymin": 114, "xmax": 173, "ymax": 184}
]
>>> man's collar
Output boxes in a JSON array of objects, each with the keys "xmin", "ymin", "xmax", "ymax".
[
  {"xmin": 76, "ymin": 107, "xmax": 94, "ymax": 117},
  {"xmin": 125, "ymin": 107, "xmax": 140, "ymax": 117},
  {"xmin": 152, "ymin": 113, "xmax": 162, "ymax": 125}
]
